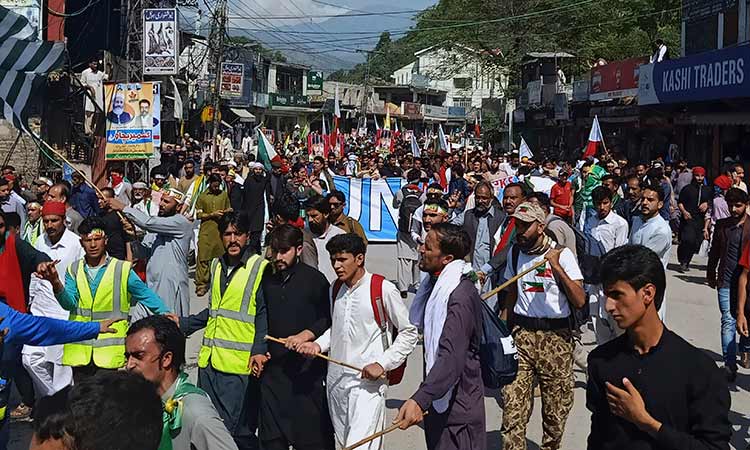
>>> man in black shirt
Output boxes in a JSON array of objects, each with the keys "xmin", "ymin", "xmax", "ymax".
[
  {"xmin": 252, "ymin": 224, "xmax": 334, "ymax": 450},
  {"xmin": 98, "ymin": 187, "xmax": 132, "ymax": 260},
  {"xmin": 677, "ymin": 167, "xmax": 713, "ymax": 271},
  {"xmin": 587, "ymin": 245, "xmax": 730, "ymax": 450}
]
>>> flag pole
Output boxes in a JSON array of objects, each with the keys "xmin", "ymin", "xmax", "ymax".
[{"xmin": 25, "ymin": 130, "xmax": 129, "ymax": 222}]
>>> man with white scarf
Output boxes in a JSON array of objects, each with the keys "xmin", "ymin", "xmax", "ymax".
[
  {"xmin": 297, "ymin": 233, "xmax": 418, "ymax": 450},
  {"xmin": 395, "ymin": 223, "xmax": 485, "ymax": 450}
]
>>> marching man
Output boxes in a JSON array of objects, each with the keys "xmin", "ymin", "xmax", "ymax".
[{"xmin": 298, "ymin": 233, "xmax": 418, "ymax": 449}]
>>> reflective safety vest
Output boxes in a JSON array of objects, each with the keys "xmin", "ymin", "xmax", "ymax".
[
  {"xmin": 198, "ymin": 254, "xmax": 267, "ymax": 375},
  {"xmin": 62, "ymin": 258, "xmax": 132, "ymax": 369}
]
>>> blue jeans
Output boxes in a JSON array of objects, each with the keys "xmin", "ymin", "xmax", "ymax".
[{"xmin": 718, "ymin": 288, "xmax": 750, "ymax": 369}]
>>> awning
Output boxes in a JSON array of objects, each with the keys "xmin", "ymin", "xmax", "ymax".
[
  {"xmin": 230, "ymin": 108, "xmax": 256, "ymax": 122},
  {"xmin": 675, "ymin": 113, "xmax": 750, "ymax": 126}
]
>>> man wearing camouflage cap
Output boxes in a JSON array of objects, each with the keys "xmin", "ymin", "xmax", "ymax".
[{"xmin": 500, "ymin": 201, "xmax": 586, "ymax": 450}]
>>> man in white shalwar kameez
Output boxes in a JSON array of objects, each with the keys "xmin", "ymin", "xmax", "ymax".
[
  {"xmin": 298, "ymin": 233, "xmax": 418, "ymax": 450},
  {"xmin": 22, "ymin": 202, "xmax": 83, "ymax": 395}
]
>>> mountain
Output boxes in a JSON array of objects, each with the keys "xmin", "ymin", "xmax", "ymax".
[{"xmin": 230, "ymin": 0, "xmax": 437, "ymax": 72}]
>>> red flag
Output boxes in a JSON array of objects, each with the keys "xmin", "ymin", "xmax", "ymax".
[
  {"xmin": 474, "ymin": 116, "xmax": 481, "ymax": 138},
  {"xmin": 583, "ymin": 115, "xmax": 603, "ymax": 159}
]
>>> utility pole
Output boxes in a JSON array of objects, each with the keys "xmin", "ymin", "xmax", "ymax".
[
  {"xmin": 208, "ymin": 0, "xmax": 228, "ymax": 159},
  {"xmin": 125, "ymin": 0, "xmax": 145, "ymax": 82}
]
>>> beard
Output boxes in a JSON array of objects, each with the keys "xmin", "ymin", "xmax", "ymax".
[
  {"xmin": 113, "ymin": 107, "xmax": 124, "ymax": 115},
  {"xmin": 309, "ymin": 220, "xmax": 326, "ymax": 236}
]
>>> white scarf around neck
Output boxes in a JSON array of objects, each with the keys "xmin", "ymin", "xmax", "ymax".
[{"xmin": 409, "ymin": 259, "xmax": 472, "ymax": 413}]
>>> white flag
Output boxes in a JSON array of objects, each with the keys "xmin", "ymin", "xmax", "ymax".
[
  {"xmin": 519, "ymin": 137, "xmax": 533, "ymax": 159},
  {"xmin": 170, "ymin": 76, "xmax": 183, "ymax": 121}
]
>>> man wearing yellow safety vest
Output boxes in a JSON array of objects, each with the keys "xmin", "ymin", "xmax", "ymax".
[
  {"xmin": 169, "ymin": 211, "xmax": 270, "ymax": 450},
  {"xmin": 36, "ymin": 216, "xmax": 170, "ymax": 380}
]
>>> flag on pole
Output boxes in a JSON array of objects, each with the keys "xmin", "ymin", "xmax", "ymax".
[
  {"xmin": 0, "ymin": 6, "xmax": 65, "ymax": 130},
  {"xmin": 519, "ymin": 137, "xmax": 533, "ymax": 159},
  {"xmin": 438, "ymin": 124, "xmax": 450, "ymax": 153},
  {"xmin": 583, "ymin": 115, "xmax": 603, "ymax": 159},
  {"xmin": 330, "ymin": 84, "xmax": 340, "ymax": 150},
  {"xmin": 257, "ymin": 128, "xmax": 281, "ymax": 171},
  {"xmin": 384, "ymin": 107, "xmax": 391, "ymax": 130},
  {"xmin": 321, "ymin": 114, "xmax": 327, "ymax": 136},
  {"xmin": 373, "ymin": 114, "xmax": 380, "ymax": 131},
  {"xmin": 170, "ymin": 76, "xmax": 183, "ymax": 121},
  {"xmin": 333, "ymin": 83, "xmax": 341, "ymax": 119},
  {"xmin": 474, "ymin": 115, "xmax": 481, "ymax": 138},
  {"xmin": 411, "ymin": 133, "xmax": 421, "ymax": 158},
  {"xmin": 300, "ymin": 123, "xmax": 309, "ymax": 141}
]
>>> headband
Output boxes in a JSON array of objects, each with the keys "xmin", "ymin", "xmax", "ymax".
[{"xmin": 423, "ymin": 203, "xmax": 448, "ymax": 215}]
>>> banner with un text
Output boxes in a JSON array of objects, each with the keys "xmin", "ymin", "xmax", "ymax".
[{"xmin": 332, "ymin": 175, "xmax": 405, "ymax": 242}]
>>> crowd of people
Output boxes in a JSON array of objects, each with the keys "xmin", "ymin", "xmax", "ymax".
[{"xmin": 0, "ymin": 128, "xmax": 743, "ymax": 450}]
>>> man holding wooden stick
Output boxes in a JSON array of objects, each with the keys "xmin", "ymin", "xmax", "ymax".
[
  {"xmin": 297, "ymin": 233, "xmax": 418, "ymax": 450},
  {"xmin": 396, "ymin": 223, "xmax": 485, "ymax": 450},
  {"xmin": 500, "ymin": 202, "xmax": 586, "ymax": 450}
]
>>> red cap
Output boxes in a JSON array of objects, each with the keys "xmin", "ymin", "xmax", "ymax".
[
  {"xmin": 41, "ymin": 201, "xmax": 66, "ymax": 217},
  {"xmin": 714, "ymin": 174, "xmax": 732, "ymax": 191},
  {"xmin": 692, "ymin": 166, "xmax": 706, "ymax": 176}
]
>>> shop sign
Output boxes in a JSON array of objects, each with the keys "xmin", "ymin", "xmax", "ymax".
[
  {"xmin": 143, "ymin": 9, "xmax": 178, "ymax": 75},
  {"xmin": 590, "ymin": 57, "xmax": 647, "ymax": 101},
  {"xmin": 401, "ymin": 101, "xmax": 422, "ymax": 118},
  {"xmin": 639, "ymin": 45, "xmax": 750, "ymax": 105},
  {"xmin": 220, "ymin": 62, "xmax": 244, "ymax": 99},
  {"xmin": 527, "ymin": 80, "xmax": 542, "ymax": 105},
  {"xmin": 448, "ymin": 106, "xmax": 466, "ymax": 118},
  {"xmin": 422, "ymin": 104, "xmax": 448, "ymax": 118},
  {"xmin": 270, "ymin": 93, "xmax": 309, "ymax": 107},
  {"xmin": 307, "ymin": 71, "xmax": 323, "ymax": 94}
]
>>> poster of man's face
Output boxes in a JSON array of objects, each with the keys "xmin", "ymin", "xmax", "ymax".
[{"xmin": 139, "ymin": 100, "xmax": 151, "ymax": 118}]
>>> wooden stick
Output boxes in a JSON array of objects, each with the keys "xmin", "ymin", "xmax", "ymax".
[
  {"xmin": 265, "ymin": 335, "xmax": 371, "ymax": 374},
  {"xmin": 481, "ymin": 258, "xmax": 548, "ymax": 301},
  {"xmin": 343, "ymin": 411, "xmax": 429, "ymax": 450}
]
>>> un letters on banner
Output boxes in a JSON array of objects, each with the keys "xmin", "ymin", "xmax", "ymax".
[
  {"xmin": 104, "ymin": 82, "xmax": 156, "ymax": 160},
  {"xmin": 332, "ymin": 175, "xmax": 405, "ymax": 242}
]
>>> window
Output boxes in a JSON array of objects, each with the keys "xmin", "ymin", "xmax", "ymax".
[
  {"xmin": 724, "ymin": 6, "xmax": 739, "ymax": 47},
  {"xmin": 276, "ymin": 69, "xmax": 302, "ymax": 95},
  {"xmin": 453, "ymin": 97, "xmax": 472, "ymax": 109},
  {"xmin": 685, "ymin": 15, "xmax": 719, "ymax": 55},
  {"xmin": 453, "ymin": 77, "xmax": 472, "ymax": 89}
]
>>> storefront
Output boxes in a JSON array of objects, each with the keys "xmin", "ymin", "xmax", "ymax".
[{"xmin": 639, "ymin": 45, "xmax": 750, "ymax": 175}]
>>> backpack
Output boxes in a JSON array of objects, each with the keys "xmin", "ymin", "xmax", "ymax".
[
  {"xmin": 479, "ymin": 295, "xmax": 518, "ymax": 388},
  {"xmin": 548, "ymin": 216, "xmax": 603, "ymax": 285},
  {"xmin": 332, "ymin": 274, "xmax": 406, "ymax": 385},
  {"xmin": 398, "ymin": 185, "xmax": 422, "ymax": 232}
]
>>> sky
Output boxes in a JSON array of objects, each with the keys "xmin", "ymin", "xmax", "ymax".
[{"xmin": 223, "ymin": 0, "xmax": 438, "ymax": 70}]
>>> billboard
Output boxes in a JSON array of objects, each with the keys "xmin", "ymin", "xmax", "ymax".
[
  {"xmin": 307, "ymin": 71, "xmax": 323, "ymax": 94},
  {"xmin": 143, "ymin": 8, "xmax": 178, "ymax": 75},
  {"xmin": 639, "ymin": 45, "xmax": 750, "ymax": 105},
  {"xmin": 589, "ymin": 57, "xmax": 647, "ymax": 101},
  {"xmin": 103, "ymin": 82, "xmax": 156, "ymax": 160},
  {"xmin": 220, "ymin": 62, "xmax": 244, "ymax": 99}
]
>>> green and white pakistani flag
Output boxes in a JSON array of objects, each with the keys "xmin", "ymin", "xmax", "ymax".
[
  {"xmin": 0, "ymin": 6, "xmax": 65, "ymax": 130},
  {"xmin": 257, "ymin": 127, "xmax": 281, "ymax": 171}
]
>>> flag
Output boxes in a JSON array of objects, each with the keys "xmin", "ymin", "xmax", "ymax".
[
  {"xmin": 300, "ymin": 123, "xmax": 309, "ymax": 141},
  {"xmin": 438, "ymin": 124, "xmax": 449, "ymax": 153},
  {"xmin": 0, "ymin": 6, "xmax": 65, "ymax": 130},
  {"xmin": 474, "ymin": 116, "xmax": 481, "ymax": 138},
  {"xmin": 333, "ymin": 83, "xmax": 341, "ymax": 119},
  {"xmin": 410, "ymin": 133, "xmax": 421, "ymax": 158},
  {"xmin": 170, "ymin": 76, "xmax": 183, "ymax": 120},
  {"xmin": 394, "ymin": 118, "xmax": 399, "ymax": 133},
  {"xmin": 331, "ymin": 84, "xmax": 340, "ymax": 152},
  {"xmin": 257, "ymin": 128, "xmax": 281, "ymax": 171},
  {"xmin": 373, "ymin": 114, "xmax": 380, "ymax": 131},
  {"xmin": 519, "ymin": 137, "xmax": 533, "ymax": 159},
  {"xmin": 384, "ymin": 107, "xmax": 391, "ymax": 130},
  {"xmin": 583, "ymin": 115, "xmax": 603, "ymax": 159},
  {"xmin": 321, "ymin": 114, "xmax": 327, "ymax": 136}
]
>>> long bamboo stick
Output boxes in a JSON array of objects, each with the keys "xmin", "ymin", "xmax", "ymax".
[
  {"xmin": 343, "ymin": 411, "xmax": 430, "ymax": 450},
  {"xmin": 265, "ymin": 335, "xmax": 384, "ymax": 376},
  {"xmin": 481, "ymin": 258, "xmax": 547, "ymax": 301}
]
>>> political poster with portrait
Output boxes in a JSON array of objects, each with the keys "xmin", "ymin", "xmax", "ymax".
[
  {"xmin": 103, "ymin": 82, "xmax": 155, "ymax": 160},
  {"xmin": 143, "ymin": 8, "xmax": 178, "ymax": 75},
  {"xmin": 220, "ymin": 63, "xmax": 244, "ymax": 99}
]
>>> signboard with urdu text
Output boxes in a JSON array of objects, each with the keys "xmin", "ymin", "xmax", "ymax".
[{"xmin": 104, "ymin": 82, "xmax": 156, "ymax": 160}]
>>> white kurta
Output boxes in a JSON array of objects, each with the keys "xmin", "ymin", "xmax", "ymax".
[
  {"xmin": 23, "ymin": 229, "xmax": 84, "ymax": 395},
  {"xmin": 312, "ymin": 224, "xmax": 346, "ymax": 283},
  {"xmin": 315, "ymin": 272, "xmax": 418, "ymax": 450}
]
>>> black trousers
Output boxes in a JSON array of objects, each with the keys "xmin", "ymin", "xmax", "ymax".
[
  {"xmin": 261, "ymin": 438, "xmax": 333, "ymax": 450},
  {"xmin": 678, "ymin": 217, "xmax": 703, "ymax": 264}
]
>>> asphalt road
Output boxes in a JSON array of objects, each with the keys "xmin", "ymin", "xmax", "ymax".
[{"xmin": 9, "ymin": 244, "xmax": 750, "ymax": 450}]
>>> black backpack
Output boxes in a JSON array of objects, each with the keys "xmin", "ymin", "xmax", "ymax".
[
  {"xmin": 479, "ymin": 295, "xmax": 518, "ymax": 389},
  {"xmin": 548, "ymin": 216, "xmax": 604, "ymax": 285},
  {"xmin": 398, "ymin": 186, "xmax": 422, "ymax": 232}
]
